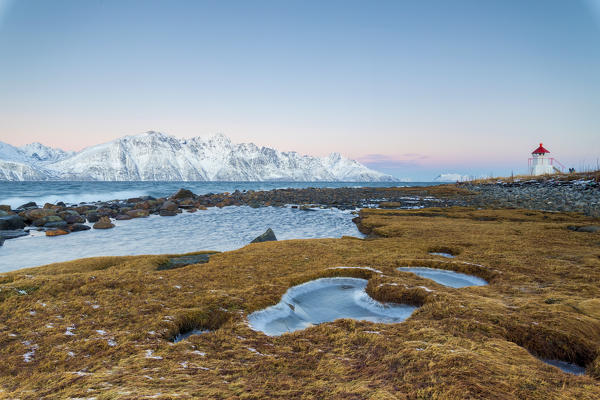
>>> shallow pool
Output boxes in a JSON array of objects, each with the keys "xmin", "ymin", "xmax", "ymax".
[
  {"xmin": 541, "ymin": 358, "xmax": 586, "ymax": 375},
  {"xmin": 0, "ymin": 206, "xmax": 363, "ymax": 272},
  {"xmin": 397, "ymin": 267, "xmax": 487, "ymax": 288},
  {"xmin": 247, "ymin": 277, "xmax": 417, "ymax": 336}
]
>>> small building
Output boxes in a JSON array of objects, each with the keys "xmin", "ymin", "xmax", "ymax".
[{"xmin": 528, "ymin": 143, "xmax": 564, "ymax": 176}]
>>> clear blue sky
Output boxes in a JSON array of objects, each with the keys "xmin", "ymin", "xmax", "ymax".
[{"xmin": 0, "ymin": 0, "xmax": 599, "ymax": 180}]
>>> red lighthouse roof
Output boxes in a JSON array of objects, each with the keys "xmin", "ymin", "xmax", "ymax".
[{"xmin": 532, "ymin": 143, "xmax": 550, "ymax": 155}]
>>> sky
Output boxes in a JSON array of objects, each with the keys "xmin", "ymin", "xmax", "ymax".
[{"xmin": 0, "ymin": 0, "xmax": 599, "ymax": 180}]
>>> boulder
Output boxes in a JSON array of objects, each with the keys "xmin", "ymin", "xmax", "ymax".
[
  {"xmin": 170, "ymin": 188, "xmax": 196, "ymax": 200},
  {"xmin": 44, "ymin": 221, "xmax": 68, "ymax": 229},
  {"xmin": 250, "ymin": 228, "xmax": 277, "ymax": 244},
  {"xmin": 568, "ymin": 225, "xmax": 600, "ymax": 233},
  {"xmin": 115, "ymin": 214, "xmax": 133, "ymax": 220},
  {"xmin": 0, "ymin": 205, "xmax": 11, "ymax": 212},
  {"xmin": 32, "ymin": 215, "xmax": 64, "ymax": 227},
  {"xmin": 74, "ymin": 206, "xmax": 91, "ymax": 214},
  {"xmin": 161, "ymin": 201, "xmax": 178, "ymax": 212},
  {"xmin": 64, "ymin": 214, "xmax": 86, "ymax": 224},
  {"xmin": 0, "ymin": 215, "xmax": 25, "ymax": 230},
  {"xmin": 157, "ymin": 253, "xmax": 215, "ymax": 270},
  {"xmin": 46, "ymin": 229, "xmax": 69, "ymax": 237},
  {"xmin": 25, "ymin": 208, "xmax": 56, "ymax": 221},
  {"xmin": 86, "ymin": 212, "xmax": 100, "ymax": 223},
  {"xmin": 69, "ymin": 224, "xmax": 91, "ymax": 232},
  {"xmin": 126, "ymin": 209, "xmax": 149, "ymax": 218},
  {"xmin": 17, "ymin": 201, "xmax": 37, "ymax": 210},
  {"xmin": 0, "ymin": 230, "xmax": 29, "ymax": 245},
  {"xmin": 93, "ymin": 217, "xmax": 115, "ymax": 229},
  {"xmin": 159, "ymin": 209, "xmax": 177, "ymax": 217}
]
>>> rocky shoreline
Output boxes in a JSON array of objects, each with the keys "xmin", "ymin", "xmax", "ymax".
[
  {"xmin": 1, "ymin": 178, "xmax": 599, "ymax": 246},
  {"xmin": 461, "ymin": 177, "xmax": 600, "ymax": 217},
  {"xmin": 0, "ymin": 186, "xmax": 466, "ymax": 245}
]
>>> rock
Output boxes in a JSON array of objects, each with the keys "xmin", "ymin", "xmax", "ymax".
[
  {"xmin": 69, "ymin": 224, "xmax": 91, "ymax": 232},
  {"xmin": 0, "ymin": 210, "xmax": 10, "ymax": 217},
  {"xmin": 25, "ymin": 208, "xmax": 56, "ymax": 221},
  {"xmin": 0, "ymin": 205, "xmax": 11, "ymax": 212},
  {"xmin": 86, "ymin": 212, "xmax": 100, "ymax": 223},
  {"xmin": 64, "ymin": 214, "xmax": 86, "ymax": 224},
  {"xmin": 46, "ymin": 229, "xmax": 69, "ymax": 236},
  {"xmin": 32, "ymin": 215, "xmax": 64, "ymax": 227},
  {"xmin": 44, "ymin": 221, "xmax": 68, "ymax": 229},
  {"xmin": 159, "ymin": 209, "xmax": 177, "ymax": 217},
  {"xmin": 170, "ymin": 188, "xmax": 196, "ymax": 200},
  {"xmin": 126, "ymin": 209, "xmax": 149, "ymax": 218},
  {"xmin": 161, "ymin": 201, "xmax": 179, "ymax": 212},
  {"xmin": 93, "ymin": 217, "xmax": 115, "ymax": 229},
  {"xmin": 17, "ymin": 201, "xmax": 37, "ymax": 210},
  {"xmin": 157, "ymin": 253, "xmax": 215, "ymax": 270},
  {"xmin": 0, "ymin": 215, "xmax": 26, "ymax": 230},
  {"xmin": 0, "ymin": 230, "xmax": 29, "ymax": 246},
  {"xmin": 74, "ymin": 206, "xmax": 91, "ymax": 214},
  {"xmin": 568, "ymin": 225, "xmax": 600, "ymax": 233},
  {"xmin": 251, "ymin": 228, "xmax": 277, "ymax": 243},
  {"xmin": 115, "ymin": 214, "xmax": 133, "ymax": 220}
]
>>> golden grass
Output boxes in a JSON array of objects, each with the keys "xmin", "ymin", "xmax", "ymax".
[{"xmin": 0, "ymin": 207, "xmax": 599, "ymax": 399}]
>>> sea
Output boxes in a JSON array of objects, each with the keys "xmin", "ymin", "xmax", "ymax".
[{"xmin": 0, "ymin": 181, "xmax": 438, "ymax": 272}]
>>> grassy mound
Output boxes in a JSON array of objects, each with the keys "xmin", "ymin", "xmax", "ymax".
[{"xmin": 0, "ymin": 207, "xmax": 599, "ymax": 399}]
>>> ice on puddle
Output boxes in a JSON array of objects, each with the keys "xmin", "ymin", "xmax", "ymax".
[
  {"xmin": 429, "ymin": 252, "xmax": 455, "ymax": 258},
  {"xmin": 541, "ymin": 358, "xmax": 586, "ymax": 375},
  {"xmin": 248, "ymin": 277, "xmax": 417, "ymax": 336},
  {"xmin": 172, "ymin": 329, "xmax": 210, "ymax": 343},
  {"xmin": 397, "ymin": 267, "xmax": 487, "ymax": 288}
]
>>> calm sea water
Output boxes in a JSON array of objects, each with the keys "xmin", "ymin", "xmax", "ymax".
[
  {"xmin": 0, "ymin": 181, "xmax": 437, "ymax": 208},
  {"xmin": 0, "ymin": 181, "xmax": 438, "ymax": 272}
]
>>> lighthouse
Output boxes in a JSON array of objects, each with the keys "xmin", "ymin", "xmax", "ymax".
[{"xmin": 528, "ymin": 143, "xmax": 564, "ymax": 176}]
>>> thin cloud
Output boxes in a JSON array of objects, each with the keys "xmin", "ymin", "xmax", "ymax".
[{"xmin": 356, "ymin": 153, "xmax": 429, "ymax": 167}]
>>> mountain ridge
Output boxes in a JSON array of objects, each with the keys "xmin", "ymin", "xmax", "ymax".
[{"xmin": 0, "ymin": 131, "xmax": 397, "ymax": 182}]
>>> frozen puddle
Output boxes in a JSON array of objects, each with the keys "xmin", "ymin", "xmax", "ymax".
[
  {"xmin": 172, "ymin": 329, "xmax": 210, "ymax": 343},
  {"xmin": 248, "ymin": 277, "xmax": 417, "ymax": 336},
  {"xmin": 397, "ymin": 267, "xmax": 487, "ymax": 288},
  {"xmin": 429, "ymin": 252, "xmax": 455, "ymax": 258},
  {"xmin": 541, "ymin": 359, "xmax": 586, "ymax": 375}
]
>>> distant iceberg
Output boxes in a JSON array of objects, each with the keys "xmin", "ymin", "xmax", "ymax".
[{"xmin": 433, "ymin": 173, "xmax": 471, "ymax": 182}]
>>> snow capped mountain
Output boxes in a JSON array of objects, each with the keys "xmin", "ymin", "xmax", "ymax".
[
  {"xmin": 0, "ymin": 132, "xmax": 397, "ymax": 182},
  {"xmin": 0, "ymin": 141, "xmax": 30, "ymax": 163},
  {"xmin": 19, "ymin": 142, "xmax": 73, "ymax": 163}
]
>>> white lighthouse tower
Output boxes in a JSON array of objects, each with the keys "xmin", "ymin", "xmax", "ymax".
[{"xmin": 528, "ymin": 143, "xmax": 563, "ymax": 176}]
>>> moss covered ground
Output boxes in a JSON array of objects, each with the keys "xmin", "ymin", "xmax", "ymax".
[{"xmin": 0, "ymin": 207, "xmax": 599, "ymax": 399}]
